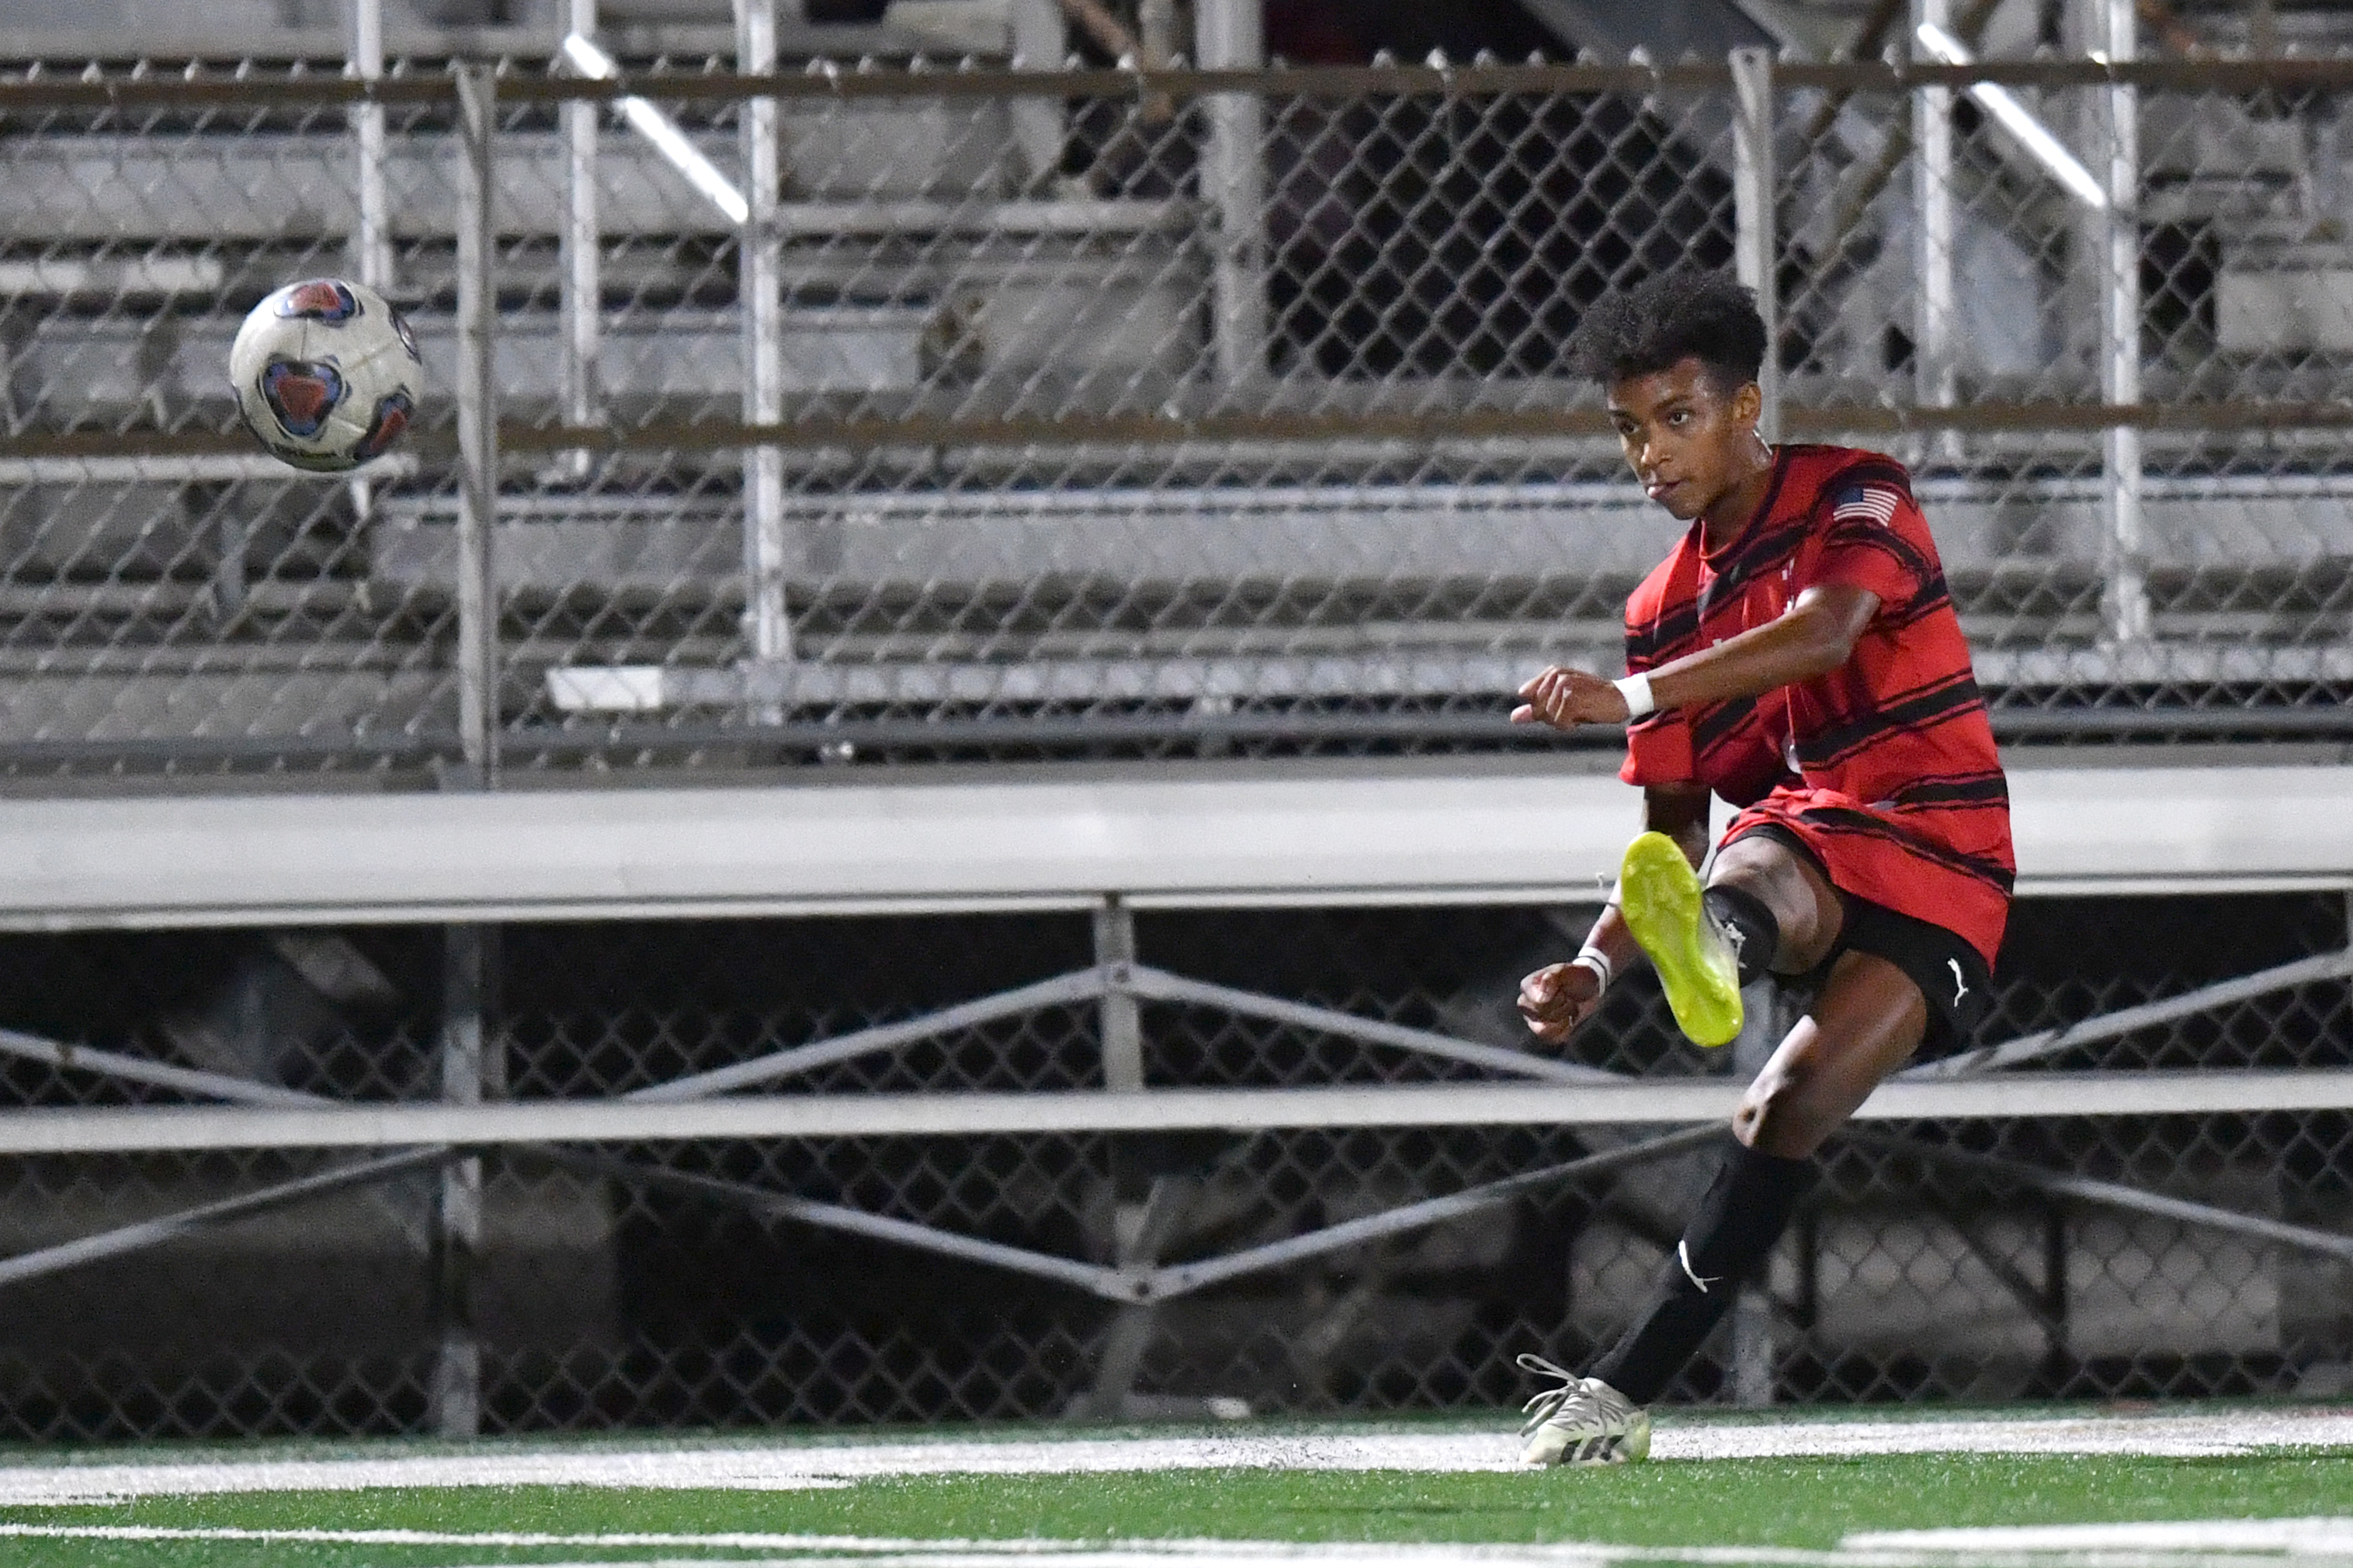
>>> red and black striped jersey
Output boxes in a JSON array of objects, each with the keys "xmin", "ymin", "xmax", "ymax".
[{"xmin": 1618, "ymin": 444, "xmax": 2015, "ymax": 965}]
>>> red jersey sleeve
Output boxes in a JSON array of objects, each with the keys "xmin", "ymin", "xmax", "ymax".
[
  {"xmin": 1619, "ymin": 709, "xmax": 1695, "ymax": 786},
  {"xmin": 1811, "ymin": 469, "xmax": 1938, "ymax": 621},
  {"xmin": 1617, "ymin": 618, "xmax": 1696, "ymax": 786}
]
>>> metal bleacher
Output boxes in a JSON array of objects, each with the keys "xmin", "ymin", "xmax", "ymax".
[
  {"xmin": 2, "ymin": 0, "xmax": 2353, "ymax": 1447},
  {"xmin": 9, "ymin": 0, "xmax": 2353, "ymax": 765}
]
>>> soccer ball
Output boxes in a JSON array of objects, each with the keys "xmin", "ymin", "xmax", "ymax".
[{"xmin": 229, "ymin": 278, "xmax": 422, "ymax": 474}]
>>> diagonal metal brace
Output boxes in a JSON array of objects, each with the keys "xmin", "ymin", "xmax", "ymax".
[
  {"xmin": 1138, "ymin": 1123, "xmax": 1720, "ymax": 1300},
  {"xmin": 0, "ymin": 1147, "xmax": 454, "ymax": 1289},
  {"xmin": 1846, "ymin": 1129, "xmax": 2353, "ymax": 1264},
  {"xmin": 1120, "ymin": 965, "xmax": 1626, "ymax": 1085},
  {"xmin": 1901, "ymin": 948, "xmax": 2353, "ymax": 1081},
  {"xmin": 0, "ymin": 1035, "xmax": 439, "ymax": 1289},
  {"xmin": 627, "ymin": 968, "xmax": 1109, "ymax": 1102},
  {"xmin": 555, "ymin": 1151, "xmax": 1133, "ymax": 1299},
  {"xmin": 0, "ymin": 956, "xmax": 1613, "ymax": 1288},
  {"xmin": 0, "ymin": 1027, "xmax": 324, "ymax": 1108},
  {"xmin": 571, "ymin": 1126, "xmax": 1720, "ymax": 1306}
]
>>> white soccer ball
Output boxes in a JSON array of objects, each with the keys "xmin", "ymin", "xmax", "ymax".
[{"xmin": 229, "ymin": 278, "xmax": 422, "ymax": 474}]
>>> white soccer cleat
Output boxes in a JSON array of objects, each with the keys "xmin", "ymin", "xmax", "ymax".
[{"xmin": 1515, "ymin": 1354, "xmax": 1653, "ymax": 1467}]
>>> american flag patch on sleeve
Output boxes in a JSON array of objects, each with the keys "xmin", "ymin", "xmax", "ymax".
[{"xmin": 1831, "ymin": 484, "xmax": 1902, "ymax": 526}]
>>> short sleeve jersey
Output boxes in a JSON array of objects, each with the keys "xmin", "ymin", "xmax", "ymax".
[{"xmin": 1617, "ymin": 445, "xmax": 2015, "ymax": 965}]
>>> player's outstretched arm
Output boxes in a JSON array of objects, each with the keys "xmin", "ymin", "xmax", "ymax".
[
  {"xmin": 1518, "ymin": 783, "xmax": 1709, "ymax": 1045},
  {"xmin": 1512, "ymin": 583, "xmax": 1880, "ymax": 730}
]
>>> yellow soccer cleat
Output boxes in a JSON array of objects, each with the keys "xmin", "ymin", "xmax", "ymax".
[{"xmin": 1617, "ymin": 831, "xmax": 1744, "ymax": 1048}]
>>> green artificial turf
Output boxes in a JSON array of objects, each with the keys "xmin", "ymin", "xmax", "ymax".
[{"xmin": 0, "ymin": 1446, "xmax": 2348, "ymax": 1566}]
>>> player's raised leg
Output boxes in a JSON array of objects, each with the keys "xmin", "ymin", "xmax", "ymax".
[
  {"xmin": 1613, "ymin": 824, "xmax": 1845, "ymax": 1051},
  {"xmin": 1614, "ymin": 831, "xmax": 1744, "ymax": 1047},
  {"xmin": 1524, "ymin": 837, "xmax": 1914, "ymax": 1467}
]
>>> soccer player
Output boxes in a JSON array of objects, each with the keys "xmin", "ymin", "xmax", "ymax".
[{"xmin": 1508, "ymin": 271, "xmax": 2013, "ymax": 1466}]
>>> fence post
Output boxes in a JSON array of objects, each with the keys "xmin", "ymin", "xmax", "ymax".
[
  {"xmin": 1910, "ymin": 0, "xmax": 1958, "ymax": 460},
  {"xmin": 737, "ymin": 0, "xmax": 793, "ymax": 712},
  {"xmin": 454, "ymin": 64, "xmax": 501, "ymax": 786},
  {"xmin": 1731, "ymin": 47, "xmax": 1779, "ymax": 444},
  {"xmin": 1196, "ymin": 0, "xmax": 1267, "ymax": 390},
  {"xmin": 1078, "ymin": 893, "xmax": 1150, "ymax": 1420},
  {"xmin": 345, "ymin": 0, "xmax": 392, "ymax": 573},
  {"xmin": 1095, "ymin": 896, "xmax": 1143, "ymax": 1092},
  {"xmin": 1009, "ymin": 0, "xmax": 1067, "ymax": 186},
  {"xmin": 1730, "ymin": 984, "xmax": 1782, "ymax": 1407},
  {"xmin": 350, "ymin": 0, "xmax": 393, "ymax": 291},
  {"xmin": 560, "ymin": 0, "xmax": 604, "ymax": 476},
  {"xmin": 431, "ymin": 924, "xmax": 497, "ymax": 1438},
  {"xmin": 2096, "ymin": 0, "xmax": 2150, "ymax": 644}
]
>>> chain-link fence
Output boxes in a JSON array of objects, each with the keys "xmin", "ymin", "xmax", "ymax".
[
  {"xmin": 11, "ymin": 50, "xmax": 2353, "ymax": 775},
  {"xmin": 3, "ymin": 40, "xmax": 2351, "ymax": 1446},
  {"xmin": 0, "ymin": 891, "xmax": 2344, "ymax": 1440}
]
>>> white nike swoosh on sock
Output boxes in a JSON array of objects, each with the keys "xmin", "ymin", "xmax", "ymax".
[{"xmin": 1678, "ymin": 1239, "xmax": 1722, "ymax": 1293}]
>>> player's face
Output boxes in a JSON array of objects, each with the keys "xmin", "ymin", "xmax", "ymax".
[{"xmin": 1605, "ymin": 358, "xmax": 1764, "ymax": 522}]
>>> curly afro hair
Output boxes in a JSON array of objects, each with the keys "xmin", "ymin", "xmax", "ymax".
[{"xmin": 1569, "ymin": 271, "xmax": 1767, "ymax": 392}]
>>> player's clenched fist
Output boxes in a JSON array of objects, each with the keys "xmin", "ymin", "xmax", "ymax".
[
  {"xmin": 1512, "ymin": 665, "xmax": 1633, "ymax": 730},
  {"xmin": 1518, "ymin": 960, "xmax": 1603, "ymax": 1043}
]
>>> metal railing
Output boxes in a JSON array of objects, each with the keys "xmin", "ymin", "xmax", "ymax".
[
  {"xmin": 0, "ymin": 893, "xmax": 2344, "ymax": 1437},
  {"xmin": 10, "ymin": 47, "xmax": 2353, "ymax": 775}
]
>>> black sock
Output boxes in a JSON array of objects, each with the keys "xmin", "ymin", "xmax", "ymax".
[
  {"xmin": 1588, "ymin": 1140, "xmax": 1817, "ymax": 1406},
  {"xmin": 1702, "ymin": 883, "xmax": 1779, "ymax": 987}
]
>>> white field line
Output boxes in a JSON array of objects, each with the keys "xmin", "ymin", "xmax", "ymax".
[
  {"xmin": 1848, "ymin": 1517, "xmax": 2353, "ymax": 1552},
  {"xmin": 7, "ymin": 1521, "xmax": 2353, "ymax": 1568},
  {"xmin": 1, "ymin": 1409, "xmax": 2348, "ymax": 1506}
]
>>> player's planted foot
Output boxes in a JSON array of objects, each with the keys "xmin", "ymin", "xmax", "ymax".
[
  {"xmin": 1618, "ymin": 831, "xmax": 1744, "ymax": 1047},
  {"xmin": 1515, "ymin": 1355, "xmax": 1652, "ymax": 1466}
]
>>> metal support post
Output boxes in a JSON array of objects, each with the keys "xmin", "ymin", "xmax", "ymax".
[
  {"xmin": 2096, "ymin": 0, "xmax": 2149, "ymax": 643},
  {"xmin": 1095, "ymin": 895, "xmax": 1143, "ymax": 1092},
  {"xmin": 1729, "ymin": 984, "xmax": 1782, "ymax": 1407},
  {"xmin": 432, "ymin": 924, "xmax": 496, "ymax": 1438},
  {"xmin": 1008, "ymin": 0, "xmax": 1068, "ymax": 188},
  {"xmin": 1138, "ymin": 0, "xmax": 1178, "ymax": 68},
  {"xmin": 454, "ymin": 64, "xmax": 501, "ymax": 786},
  {"xmin": 1730, "ymin": 47, "xmax": 1779, "ymax": 444},
  {"xmin": 1911, "ymin": 0, "xmax": 1958, "ymax": 462},
  {"xmin": 347, "ymin": 0, "xmax": 391, "ymax": 533},
  {"xmin": 1196, "ymin": 0, "xmax": 1267, "ymax": 391},
  {"xmin": 737, "ymin": 0, "xmax": 792, "ymax": 709},
  {"xmin": 1081, "ymin": 893, "xmax": 1154, "ymax": 1419},
  {"xmin": 350, "ymin": 0, "xmax": 393, "ymax": 291},
  {"xmin": 2039, "ymin": 1195, "xmax": 2071, "ymax": 1387},
  {"xmin": 560, "ymin": 0, "xmax": 604, "ymax": 477}
]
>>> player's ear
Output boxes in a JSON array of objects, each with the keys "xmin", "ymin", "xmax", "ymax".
[{"xmin": 1727, "ymin": 378, "xmax": 1763, "ymax": 432}]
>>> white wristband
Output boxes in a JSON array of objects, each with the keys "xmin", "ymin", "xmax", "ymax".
[
  {"xmin": 1570, "ymin": 945, "xmax": 1614, "ymax": 995},
  {"xmin": 1613, "ymin": 672, "xmax": 1655, "ymax": 720}
]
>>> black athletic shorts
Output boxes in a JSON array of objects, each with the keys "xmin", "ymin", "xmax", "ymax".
[{"xmin": 1746, "ymin": 824, "xmax": 1994, "ymax": 1056}]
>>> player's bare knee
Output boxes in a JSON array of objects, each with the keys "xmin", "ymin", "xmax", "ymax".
[{"xmin": 1709, "ymin": 848, "xmax": 1837, "ymax": 973}]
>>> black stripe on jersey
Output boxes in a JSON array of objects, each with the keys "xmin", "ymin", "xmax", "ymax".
[
  {"xmin": 1877, "ymin": 573, "xmax": 1955, "ymax": 632},
  {"xmin": 1887, "ymin": 771, "xmax": 2011, "ymax": 809},
  {"xmin": 1795, "ymin": 671, "xmax": 1987, "ymax": 771},
  {"xmin": 1627, "ymin": 711, "xmax": 1680, "ymax": 744},
  {"xmin": 1693, "ymin": 695, "xmax": 1761, "ymax": 759},
  {"xmin": 1700, "ymin": 520, "xmax": 1810, "ymax": 615},
  {"xmin": 1626, "ymin": 601, "xmax": 1702, "ymax": 668},
  {"xmin": 1792, "ymin": 803, "xmax": 2017, "ymax": 896},
  {"xmin": 1824, "ymin": 524, "xmax": 1937, "ymax": 598}
]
